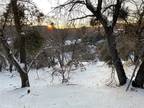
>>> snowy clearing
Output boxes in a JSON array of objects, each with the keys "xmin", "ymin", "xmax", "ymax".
[{"xmin": 0, "ymin": 62, "xmax": 144, "ymax": 108}]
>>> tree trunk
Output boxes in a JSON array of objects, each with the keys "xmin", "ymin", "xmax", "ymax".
[
  {"xmin": 11, "ymin": 0, "xmax": 29, "ymax": 87},
  {"xmin": 132, "ymin": 61, "xmax": 144, "ymax": 88},
  {"xmin": 19, "ymin": 36, "xmax": 27, "ymax": 70},
  {"xmin": 134, "ymin": 53, "xmax": 139, "ymax": 64},
  {"xmin": 19, "ymin": 71, "xmax": 30, "ymax": 87},
  {"xmin": 105, "ymin": 27, "xmax": 127, "ymax": 85},
  {"xmin": 9, "ymin": 64, "xmax": 13, "ymax": 73},
  {"xmin": 0, "ymin": 62, "xmax": 2, "ymax": 72}
]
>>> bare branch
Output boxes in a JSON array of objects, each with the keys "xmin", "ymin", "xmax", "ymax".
[
  {"xmin": 54, "ymin": 0, "xmax": 85, "ymax": 10},
  {"xmin": 112, "ymin": 0, "xmax": 123, "ymax": 27},
  {"xmin": 97, "ymin": 0, "xmax": 102, "ymax": 12},
  {"xmin": 85, "ymin": 0, "xmax": 107, "ymax": 27},
  {"xmin": 69, "ymin": 0, "xmax": 86, "ymax": 11},
  {"xmin": 69, "ymin": 14, "xmax": 95, "ymax": 21},
  {"xmin": 102, "ymin": 4, "xmax": 115, "ymax": 13}
]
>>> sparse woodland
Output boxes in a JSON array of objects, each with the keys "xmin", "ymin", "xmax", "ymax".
[{"xmin": 0, "ymin": 0, "xmax": 144, "ymax": 107}]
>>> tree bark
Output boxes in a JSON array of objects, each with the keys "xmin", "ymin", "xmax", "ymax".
[
  {"xmin": 134, "ymin": 54, "xmax": 139, "ymax": 64},
  {"xmin": 105, "ymin": 27, "xmax": 127, "ymax": 85},
  {"xmin": 19, "ymin": 36, "xmax": 27, "ymax": 70},
  {"xmin": 132, "ymin": 61, "xmax": 144, "ymax": 88},
  {"xmin": 19, "ymin": 70, "xmax": 29, "ymax": 87}
]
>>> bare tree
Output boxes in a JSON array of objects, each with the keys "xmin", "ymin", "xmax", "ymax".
[
  {"xmin": 129, "ymin": 0, "xmax": 144, "ymax": 88},
  {"xmin": 10, "ymin": 0, "xmax": 30, "ymax": 87},
  {"xmin": 0, "ymin": 0, "xmax": 44, "ymax": 88},
  {"xmin": 55, "ymin": 0, "xmax": 127, "ymax": 85},
  {"xmin": 0, "ymin": 5, "xmax": 30, "ymax": 88},
  {"xmin": 47, "ymin": 27, "xmax": 80, "ymax": 83}
]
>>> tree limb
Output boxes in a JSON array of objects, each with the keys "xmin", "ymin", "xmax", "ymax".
[
  {"xmin": 112, "ymin": 0, "xmax": 123, "ymax": 27},
  {"xmin": 69, "ymin": 14, "xmax": 94, "ymax": 21},
  {"xmin": 85, "ymin": 0, "xmax": 107, "ymax": 28},
  {"xmin": 54, "ymin": 0, "xmax": 85, "ymax": 10}
]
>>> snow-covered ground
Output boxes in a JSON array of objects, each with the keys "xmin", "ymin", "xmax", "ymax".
[{"xmin": 0, "ymin": 62, "xmax": 144, "ymax": 108}]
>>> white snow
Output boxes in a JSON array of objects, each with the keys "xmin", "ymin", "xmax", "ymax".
[
  {"xmin": 0, "ymin": 62, "xmax": 144, "ymax": 108},
  {"xmin": 107, "ymin": 21, "xmax": 113, "ymax": 27},
  {"xmin": 20, "ymin": 63, "xmax": 25, "ymax": 68},
  {"xmin": 20, "ymin": 32, "xmax": 25, "ymax": 35}
]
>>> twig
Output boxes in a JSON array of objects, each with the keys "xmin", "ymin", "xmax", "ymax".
[{"xmin": 69, "ymin": 15, "xmax": 95, "ymax": 21}]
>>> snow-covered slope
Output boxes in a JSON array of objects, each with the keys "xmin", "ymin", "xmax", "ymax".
[{"xmin": 0, "ymin": 62, "xmax": 144, "ymax": 108}]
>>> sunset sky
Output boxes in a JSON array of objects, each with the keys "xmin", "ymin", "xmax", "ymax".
[
  {"xmin": 31, "ymin": 0, "xmax": 141, "ymax": 28},
  {"xmin": 33, "ymin": 0, "xmax": 67, "ymax": 14},
  {"xmin": 0, "ymin": 0, "xmax": 141, "ymax": 27}
]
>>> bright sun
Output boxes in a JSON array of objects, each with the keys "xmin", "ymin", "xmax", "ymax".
[{"xmin": 47, "ymin": 24, "xmax": 54, "ymax": 31}]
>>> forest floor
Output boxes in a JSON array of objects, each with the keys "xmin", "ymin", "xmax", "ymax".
[{"xmin": 0, "ymin": 62, "xmax": 144, "ymax": 108}]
